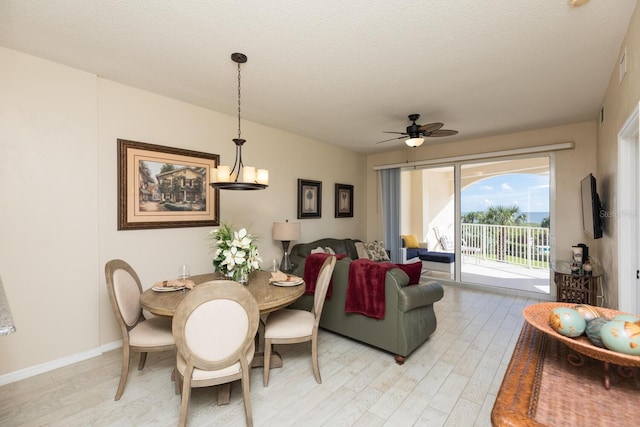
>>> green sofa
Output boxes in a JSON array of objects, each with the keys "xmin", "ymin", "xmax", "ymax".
[{"xmin": 289, "ymin": 238, "xmax": 444, "ymax": 363}]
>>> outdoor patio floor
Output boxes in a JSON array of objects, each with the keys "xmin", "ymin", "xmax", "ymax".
[{"xmin": 423, "ymin": 257, "xmax": 551, "ymax": 295}]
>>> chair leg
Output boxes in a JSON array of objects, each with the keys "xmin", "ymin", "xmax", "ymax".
[
  {"xmin": 115, "ymin": 344, "xmax": 131, "ymax": 401},
  {"xmin": 138, "ymin": 352, "xmax": 148, "ymax": 370},
  {"xmin": 263, "ymin": 338, "xmax": 271, "ymax": 387},
  {"xmin": 178, "ymin": 375, "xmax": 192, "ymax": 427},
  {"xmin": 174, "ymin": 370, "xmax": 182, "ymax": 395},
  {"xmin": 311, "ymin": 331, "xmax": 322, "ymax": 384},
  {"xmin": 241, "ymin": 370, "xmax": 254, "ymax": 427}
]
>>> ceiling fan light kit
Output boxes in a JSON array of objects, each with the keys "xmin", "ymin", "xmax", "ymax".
[
  {"xmin": 210, "ymin": 53, "xmax": 268, "ymax": 191},
  {"xmin": 405, "ymin": 137, "xmax": 425, "ymax": 148}
]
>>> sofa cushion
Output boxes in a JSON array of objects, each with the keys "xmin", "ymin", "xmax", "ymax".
[
  {"xmin": 364, "ymin": 240, "xmax": 390, "ymax": 262},
  {"xmin": 402, "ymin": 234, "xmax": 420, "ymax": 249},
  {"xmin": 395, "ymin": 262, "xmax": 422, "ymax": 285},
  {"xmin": 355, "ymin": 242, "xmax": 370, "ymax": 259},
  {"xmin": 405, "ymin": 247, "xmax": 429, "ymax": 260},
  {"xmin": 419, "ymin": 252, "xmax": 455, "ymax": 263}
]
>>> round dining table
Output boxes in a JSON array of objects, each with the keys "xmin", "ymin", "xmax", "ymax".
[
  {"xmin": 139, "ymin": 269, "xmax": 305, "ymax": 404},
  {"xmin": 140, "ymin": 269, "xmax": 305, "ymax": 316}
]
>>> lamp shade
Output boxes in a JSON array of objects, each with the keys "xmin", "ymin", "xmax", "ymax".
[{"xmin": 273, "ymin": 221, "xmax": 301, "ymax": 241}]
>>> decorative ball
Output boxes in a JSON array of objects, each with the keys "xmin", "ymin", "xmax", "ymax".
[
  {"xmin": 585, "ymin": 317, "xmax": 608, "ymax": 347},
  {"xmin": 574, "ymin": 304, "xmax": 601, "ymax": 322},
  {"xmin": 600, "ymin": 319, "xmax": 640, "ymax": 355},
  {"xmin": 549, "ymin": 307, "xmax": 587, "ymax": 337},
  {"xmin": 611, "ymin": 314, "xmax": 640, "ymax": 323}
]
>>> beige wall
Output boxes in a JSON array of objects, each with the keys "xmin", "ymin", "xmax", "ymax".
[
  {"xmin": 0, "ymin": 47, "xmax": 366, "ymax": 377},
  {"xmin": 596, "ymin": 4, "xmax": 640, "ymax": 309}
]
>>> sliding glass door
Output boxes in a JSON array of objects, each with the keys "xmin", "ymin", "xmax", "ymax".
[{"xmin": 401, "ymin": 156, "xmax": 551, "ymax": 296}]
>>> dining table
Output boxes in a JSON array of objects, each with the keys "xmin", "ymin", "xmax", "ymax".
[{"xmin": 139, "ymin": 269, "xmax": 305, "ymax": 404}]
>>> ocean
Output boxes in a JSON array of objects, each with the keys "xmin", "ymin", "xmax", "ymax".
[
  {"xmin": 523, "ymin": 212, "xmax": 549, "ymax": 224},
  {"xmin": 462, "ymin": 211, "xmax": 549, "ymax": 225}
]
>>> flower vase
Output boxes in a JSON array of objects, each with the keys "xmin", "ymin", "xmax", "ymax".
[
  {"xmin": 227, "ymin": 269, "xmax": 249, "ymax": 284},
  {"xmin": 238, "ymin": 271, "xmax": 249, "ymax": 285}
]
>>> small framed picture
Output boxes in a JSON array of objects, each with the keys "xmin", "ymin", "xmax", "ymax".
[
  {"xmin": 335, "ymin": 183, "xmax": 353, "ymax": 218},
  {"xmin": 297, "ymin": 179, "xmax": 322, "ymax": 219}
]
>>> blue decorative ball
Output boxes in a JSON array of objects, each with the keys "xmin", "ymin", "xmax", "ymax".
[{"xmin": 549, "ymin": 307, "xmax": 587, "ymax": 338}]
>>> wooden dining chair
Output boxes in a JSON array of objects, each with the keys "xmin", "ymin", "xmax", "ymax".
[
  {"xmin": 104, "ymin": 259, "xmax": 175, "ymax": 401},
  {"xmin": 263, "ymin": 255, "xmax": 336, "ymax": 386},
  {"xmin": 173, "ymin": 280, "xmax": 259, "ymax": 427}
]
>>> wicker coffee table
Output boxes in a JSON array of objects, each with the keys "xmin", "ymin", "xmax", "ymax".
[{"xmin": 491, "ymin": 320, "xmax": 640, "ymax": 426}]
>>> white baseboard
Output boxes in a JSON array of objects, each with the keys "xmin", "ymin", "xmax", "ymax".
[{"xmin": 0, "ymin": 340, "xmax": 122, "ymax": 386}]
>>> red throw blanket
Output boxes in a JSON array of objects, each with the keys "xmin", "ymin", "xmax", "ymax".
[
  {"xmin": 345, "ymin": 259, "xmax": 395, "ymax": 319},
  {"xmin": 303, "ymin": 253, "xmax": 345, "ymax": 298}
]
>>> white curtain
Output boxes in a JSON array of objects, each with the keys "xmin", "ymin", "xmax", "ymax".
[{"xmin": 380, "ymin": 168, "xmax": 401, "ymax": 263}]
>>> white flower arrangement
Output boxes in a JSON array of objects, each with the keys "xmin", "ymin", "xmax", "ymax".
[{"xmin": 208, "ymin": 223, "xmax": 262, "ymax": 282}]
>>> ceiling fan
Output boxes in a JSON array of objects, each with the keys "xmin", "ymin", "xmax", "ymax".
[{"xmin": 376, "ymin": 113, "xmax": 459, "ymax": 147}]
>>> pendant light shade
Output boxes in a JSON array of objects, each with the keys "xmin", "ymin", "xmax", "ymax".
[{"xmin": 210, "ymin": 53, "xmax": 268, "ymax": 190}]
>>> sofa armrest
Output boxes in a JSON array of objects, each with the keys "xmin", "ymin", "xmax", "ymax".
[{"xmin": 397, "ymin": 280, "xmax": 444, "ymax": 312}]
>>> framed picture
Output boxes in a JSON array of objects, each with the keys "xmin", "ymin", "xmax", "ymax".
[
  {"xmin": 297, "ymin": 179, "xmax": 322, "ymax": 219},
  {"xmin": 117, "ymin": 139, "xmax": 220, "ymax": 230},
  {"xmin": 335, "ymin": 183, "xmax": 354, "ymax": 218}
]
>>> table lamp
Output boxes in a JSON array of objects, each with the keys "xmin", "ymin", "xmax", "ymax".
[{"xmin": 273, "ymin": 220, "xmax": 301, "ymax": 273}]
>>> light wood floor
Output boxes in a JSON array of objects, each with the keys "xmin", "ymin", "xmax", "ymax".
[{"xmin": 0, "ymin": 284, "xmax": 540, "ymax": 426}]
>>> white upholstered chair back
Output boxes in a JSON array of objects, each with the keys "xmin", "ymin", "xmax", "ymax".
[{"xmin": 112, "ymin": 268, "xmax": 143, "ymax": 327}]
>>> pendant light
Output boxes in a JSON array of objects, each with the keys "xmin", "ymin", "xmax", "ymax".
[{"xmin": 210, "ymin": 53, "xmax": 268, "ymax": 190}]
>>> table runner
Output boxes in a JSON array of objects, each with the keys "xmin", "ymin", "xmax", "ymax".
[{"xmin": 492, "ymin": 322, "xmax": 640, "ymax": 426}]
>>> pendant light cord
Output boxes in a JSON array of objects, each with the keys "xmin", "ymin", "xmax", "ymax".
[{"xmin": 237, "ymin": 60, "xmax": 242, "ymax": 141}]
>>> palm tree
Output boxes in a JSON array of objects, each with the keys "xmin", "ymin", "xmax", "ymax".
[
  {"xmin": 461, "ymin": 211, "xmax": 485, "ymax": 224},
  {"xmin": 483, "ymin": 205, "xmax": 527, "ymax": 261}
]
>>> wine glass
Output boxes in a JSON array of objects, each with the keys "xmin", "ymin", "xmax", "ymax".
[{"xmin": 179, "ymin": 264, "xmax": 190, "ymax": 280}]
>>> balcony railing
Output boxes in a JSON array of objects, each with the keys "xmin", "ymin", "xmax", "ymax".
[{"xmin": 461, "ymin": 223, "xmax": 550, "ymax": 269}]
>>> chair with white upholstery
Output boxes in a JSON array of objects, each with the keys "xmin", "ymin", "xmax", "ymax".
[
  {"xmin": 173, "ymin": 280, "xmax": 259, "ymax": 427},
  {"xmin": 104, "ymin": 259, "xmax": 174, "ymax": 401},
  {"xmin": 263, "ymin": 255, "xmax": 336, "ymax": 386}
]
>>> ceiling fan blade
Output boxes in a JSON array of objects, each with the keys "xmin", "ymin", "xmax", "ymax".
[
  {"xmin": 427, "ymin": 129, "xmax": 459, "ymax": 137},
  {"xmin": 419, "ymin": 122, "xmax": 444, "ymax": 133},
  {"xmin": 382, "ymin": 131, "xmax": 407, "ymax": 135},
  {"xmin": 375, "ymin": 135, "xmax": 406, "ymax": 144}
]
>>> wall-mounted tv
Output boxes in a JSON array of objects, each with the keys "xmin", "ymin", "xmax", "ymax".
[{"xmin": 580, "ymin": 173, "xmax": 603, "ymax": 239}]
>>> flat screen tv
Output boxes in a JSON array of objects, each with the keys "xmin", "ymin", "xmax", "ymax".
[{"xmin": 580, "ymin": 173, "xmax": 603, "ymax": 239}]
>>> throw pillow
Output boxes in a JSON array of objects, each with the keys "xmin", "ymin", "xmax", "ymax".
[
  {"xmin": 355, "ymin": 242, "xmax": 370, "ymax": 259},
  {"xmin": 402, "ymin": 234, "xmax": 420, "ymax": 249},
  {"xmin": 310, "ymin": 246, "xmax": 326, "ymax": 254},
  {"xmin": 324, "ymin": 246, "xmax": 336, "ymax": 255},
  {"xmin": 396, "ymin": 262, "xmax": 422, "ymax": 285},
  {"xmin": 365, "ymin": 240, "xmax": 390, "ymax": 262}
]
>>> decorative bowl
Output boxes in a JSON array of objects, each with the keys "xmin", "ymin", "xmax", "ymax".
[{"xmin": 523, "ymin": 302, "xmax": 640, "ymax": 367}]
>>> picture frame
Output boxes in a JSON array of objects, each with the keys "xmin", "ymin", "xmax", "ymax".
[
  {"xmin": 117, "ymin": 139, "xmax": 220, "ymax": 230},
  {"xmin": 335, "ymin": 183, "xmax": 354, "ymax": 218},
  {"xmin": 297, "ymin": 179, "xmax": 322, "ymax": 219}
]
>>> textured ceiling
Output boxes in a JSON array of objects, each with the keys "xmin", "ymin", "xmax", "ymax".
[{"xmin": 0, "ymin": 1, "xmax": 636, "ymax": 153}]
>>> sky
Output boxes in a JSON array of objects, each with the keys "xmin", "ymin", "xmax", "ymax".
[{"xmin": 461, "ymin": 173, "xmax": 549, "ymax": 213}]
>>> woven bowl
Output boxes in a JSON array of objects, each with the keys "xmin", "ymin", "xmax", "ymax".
[{"xmin": 523, "ymin": 302, "xmax": 640, "ymax": 367}]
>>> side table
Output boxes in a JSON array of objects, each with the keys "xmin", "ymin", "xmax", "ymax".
[{"xmin": 551, "ymin": 260, "xmax": 602, "ymax": 305}]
